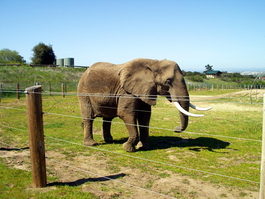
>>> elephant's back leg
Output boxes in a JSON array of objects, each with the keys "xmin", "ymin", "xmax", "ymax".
[
  {"xmin": 102, "ymin": 118, "xmax": 113, "ymax": 143},
  {"xmin": 137, "ymin": 104, "xmax": 151, "ymax": 150},
  {"xmin": 78, "ymin": 95, "xmax": 97, "ymax": 146}
]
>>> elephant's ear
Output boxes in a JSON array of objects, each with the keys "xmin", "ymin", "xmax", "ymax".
[{"xmin": 119, "ymin": 62, "xmax": 157, "ymax": 105}]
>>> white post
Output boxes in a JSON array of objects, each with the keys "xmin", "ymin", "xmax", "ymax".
[{"xmin": 259, "ymin": 94, "xmax": 265, "ymax": 198}]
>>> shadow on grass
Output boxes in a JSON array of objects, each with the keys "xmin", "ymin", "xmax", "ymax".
[
  {"xmin": 0, "ymin": 147, "xmax": 29, "ymax": 151},
  {"xmin": 148, "ymin": 136, "xmax": 230, "ymax": 152},
  {"xmin": 47, "ymin": 173, "xmax": 126, "ymax": 187},
  {"xmin": 100, "ymin": 136, "xmax": 230, "ymax": 152}
]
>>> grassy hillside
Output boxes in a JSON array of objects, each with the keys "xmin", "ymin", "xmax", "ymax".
[
  {"xmin": 1, "ymin": 65, "xmax": 260, "ymax": 87},
  {"xmin": 1, "ymin": 65, "xmax": 261, "ymax": 97},
  {"xmin": 0, "ymin": 65, "xmax": 86, "ymax": 84},
  {"xmin": 185, "ymin": 72, "xmax": 265, "ymax": 87}
]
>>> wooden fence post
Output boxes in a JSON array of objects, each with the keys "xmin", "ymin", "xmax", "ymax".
[
  {"xmin": 16, "ymin": 83, "xmax": 20, "ymax": 99},
  {"xmin": 62, "ymin": 83, "xmax": 66, "ymax": 98},
  {"xmin": 260, "ymin": 94, "xmax": 265, "ymax": 198},
  {"xmin": 25, "ymin": 85, "xmax": 47, "ymax": 188},
  {"xmin": 49, "ymin": 83, "xmax": 52, "ymax": 96},
  {"xmin": 0, "ymin": 83, "xmax": 2, "ymax": 102}
]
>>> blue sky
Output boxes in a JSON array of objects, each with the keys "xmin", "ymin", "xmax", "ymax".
[{"xmin": 1, "ymin": 0, "xmax": 264, "ymax": 72}]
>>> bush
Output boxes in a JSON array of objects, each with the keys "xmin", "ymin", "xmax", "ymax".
[{"xmin": 189, "ymin": 75, "xmax": 204, "ymax": 82}]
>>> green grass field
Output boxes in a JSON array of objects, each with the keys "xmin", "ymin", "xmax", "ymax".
[{"xmin": 0, "ymin": 89, "xmax": 263, "ymax": 198}]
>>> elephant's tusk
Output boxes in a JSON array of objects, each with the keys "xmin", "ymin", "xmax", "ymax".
[
  {"xmin": 189, "ymin": 103, "xmax": 212, "ymax": 111},
  {"xmin": 174, "ymin": 102, "xmax": 204, "ymax": 117}
]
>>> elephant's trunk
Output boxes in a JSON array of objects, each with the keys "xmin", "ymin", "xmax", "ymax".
[
  {"xmin": 170, "ymin": 88, "xmax": 212, "ymax": 132},
  {"xmin": 174, "ymin": 95, "xmax": 190, "ymax": 132},
  {"xmin": 168, "ymin": 75, "xmax": 212, "ymax": 132},
  {"xmin": 169, "ymin": 80, "xmax": 190, "ymax": 133}
]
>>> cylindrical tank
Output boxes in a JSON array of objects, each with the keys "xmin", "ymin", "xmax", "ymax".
[
  {"xmin": 56, "ymin": 59, "xmax": 64, "ymax": 66},
  {"xmin": 64, "ymin": 58, "xmax": 74, "ymax": 67}
]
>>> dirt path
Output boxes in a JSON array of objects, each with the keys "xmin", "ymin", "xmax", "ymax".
[{"xmin": 0, "ymin": 148, "xmax": 259, "ymax": 198}]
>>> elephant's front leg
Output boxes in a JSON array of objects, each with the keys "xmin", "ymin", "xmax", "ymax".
[
  {"xmin": 102, "ymin": 118, "xmax": 113, "ymax": 143},
  {"xmin": 83, "ymin": 119, "xmax": 97, "ymax": 146},
  {"xmin": 137, "ymin": 104, "xmax": 151, "ymax": 150},
  {"xmin": 120, "ymin": 115, "xmax": 139, "ymax": 152}
]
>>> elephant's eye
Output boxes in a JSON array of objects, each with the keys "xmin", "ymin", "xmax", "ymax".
[{"xmin": 165, "ymin": 78, "xmax": 173, "ymax": 86}]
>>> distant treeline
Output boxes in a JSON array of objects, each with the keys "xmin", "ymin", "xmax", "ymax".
[{"xmin": 182, "ymin": 71, "xmax": 264, "ymax": 85}]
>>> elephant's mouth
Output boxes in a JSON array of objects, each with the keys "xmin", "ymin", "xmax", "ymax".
[{"xmin": 174, "ymin": 102, "xmax": 212, "ymax": 117}]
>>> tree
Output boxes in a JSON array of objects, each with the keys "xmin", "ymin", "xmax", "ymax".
[
  {"xmin": 31, "ymin": 43, "xmax": 56, "ymax": 65},
  {"xmin": 205, "ymin": 64, "xmax": 213, "ymax": 71},
  {"xmin": 0, "ymin": 48, "xmax": 26, "ymax": 64}
]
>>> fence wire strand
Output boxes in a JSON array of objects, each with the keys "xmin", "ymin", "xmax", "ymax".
[
  {"xmin": 43, "ymin": 111, "xmax": 262, "ymax": 142},
  {"xmin": 2, "ymin": 89, "xmax": 265, "ymax": 99},
  {"xmin": 1, "ymin": 89, "xmax": 264, "ymax": 105},
  {"xmin": 0, "ymin": 104, "xmax": 262, "ymax": 142}
]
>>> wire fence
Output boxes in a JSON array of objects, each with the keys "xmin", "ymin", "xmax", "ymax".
[
  {"xmin": 1, "ymin": 103, "xmax": 261, "ymax": 143},
  {"xmin": 1, "ymin": 82, "xmax": 265, "ymax": 100},
  {"xmin": 1, "ymin": 82, "xmax": 264, "ymax": 107},
  {"xmin": 0, "ymin": 87, "xmax": 264, "ymax": 198}
]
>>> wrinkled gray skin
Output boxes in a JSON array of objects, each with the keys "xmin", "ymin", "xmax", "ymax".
[{"xmin": 77, "ymin": 58, "xmax": 189, "ymax": 152}]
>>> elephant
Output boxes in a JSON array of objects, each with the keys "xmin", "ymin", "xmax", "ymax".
[{"xmin": 77, "ymin": 58, "xmax": 211, "ymax": 152}]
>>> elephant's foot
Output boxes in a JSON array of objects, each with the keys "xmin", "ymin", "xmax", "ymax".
[
  {"xmin": 83, "ymin": 139, "xmax": 97, "ymax": 146},
  {"xmin": 174, "ymin": 126, "xmax": 183, "ymax": 133},
  {"xmin": 123, "ymin": 142, "xmax": 136, "ymax": 152},
  {"xmin": 136, "ymin": 141, "xmax": 150, "ymax": 151},
  {"xmin": 103, "ymin": 135, "xmax": 113, "ymax": 143}
]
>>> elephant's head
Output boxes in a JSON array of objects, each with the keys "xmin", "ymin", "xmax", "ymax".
[{"xmin": 119, "ymin": 58, "xmax": 211, "ymax": 132}]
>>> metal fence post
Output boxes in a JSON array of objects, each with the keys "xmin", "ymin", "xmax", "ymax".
[
  {"xmin": 260, "ymin": 94, "xmax": 265, "ymax": 198},
  {"xmin": 25, "ymin": 85, "xmax": 47, "ymax": 188}
]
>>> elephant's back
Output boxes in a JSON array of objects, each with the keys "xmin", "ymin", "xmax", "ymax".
[
  {"xmin": 78, "ymin": 62, "xmax": 120, "ymax": 94},
  {"xmin": 84, "ymin": 62, "xmax": 118, "ymax": 77}
]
